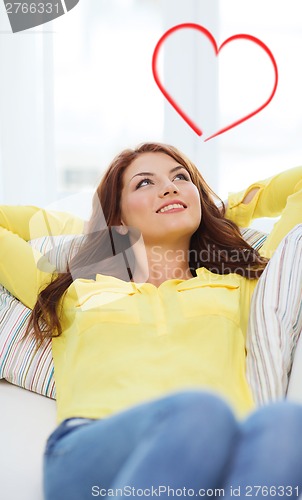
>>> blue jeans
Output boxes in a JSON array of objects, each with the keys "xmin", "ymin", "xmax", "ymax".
[{"xmin": 44, "ymin": 391, "xmax": 302, "ymax": 500}]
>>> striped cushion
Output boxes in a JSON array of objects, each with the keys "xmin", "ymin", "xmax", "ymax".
[
  {"xmin": 0, "ymin": 293, "xmax": 55, "ymax": 398},
  {"xmin": 0, "ymin": 228, "xmax": 268, "ymax": 398},
  {"xmin": 240, "ymin": 227, "xmax": 268, "ymax": 250}
]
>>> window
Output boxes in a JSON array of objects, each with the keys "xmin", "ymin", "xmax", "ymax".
[
  {"xmin": 54, "ymin": 0, "xmax": 164, "ymax": 195},
  {"xmin": 218, "ymin": 0, "xmax": 302, "ymax": 200},
  {"xmin": 1, "ymin": 0, "xmax": 301, "ymax": 220}
]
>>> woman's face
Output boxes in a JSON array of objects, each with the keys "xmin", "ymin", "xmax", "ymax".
[{"xmin": 120, "ymin": 152, "xmax": 202, "ymax": 246}]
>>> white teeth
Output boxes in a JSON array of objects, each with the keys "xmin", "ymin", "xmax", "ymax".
[{"xmin": 158, "ymin": 203, "xmax": 185, "ymax": 213}]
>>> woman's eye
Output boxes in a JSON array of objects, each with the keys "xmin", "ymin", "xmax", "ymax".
[
  {"xmin": 174, "ymin": 173, "xmax": 189, "ymax": 181},
  {"xmin": 135, "ymin": 172, "xmax": 189, "ymax": 189},
  {"xmin": 136, "ymin": 178, "xmax": 153, "ymax": 189}
]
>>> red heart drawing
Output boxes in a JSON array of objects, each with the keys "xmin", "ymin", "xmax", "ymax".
[{"xmin": 152, "ymin": 24, "xmax": 278, "ymax": 141}]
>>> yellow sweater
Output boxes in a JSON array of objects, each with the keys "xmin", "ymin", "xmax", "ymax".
[
  {"xmin": 0, "ymin": 167, "xmax": 301, "ymax": 422},
  {"xmin": 225, "ymin": 166, "xmax": 302, "ymax": 257}
]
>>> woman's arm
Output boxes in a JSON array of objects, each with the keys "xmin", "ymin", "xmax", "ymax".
[
  {"xmin": 0, "ymin": 206, "xmax": 83, "ymax": 308},
  {"xmin": 0, "ymin": 226, "xmax": 56, "ymax": 309},
  {"xmin": 260, "ymin": 178, "xmax": 302, "ymax": 257},
  {"xmin": 226, "ymin": 167, "xmax": 302, "ymax": 257},
  {"xmin": 225, "ymin": 166, "xmax": 302, "ymax": 227},
  {"xmin": 0, "ymin": 205, "xmax": 84, "ymax": 240}
]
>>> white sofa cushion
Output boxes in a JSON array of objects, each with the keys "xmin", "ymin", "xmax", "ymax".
[{"xmin": 0, "ymin": 379, "xmax": 56, "ymax": 500}]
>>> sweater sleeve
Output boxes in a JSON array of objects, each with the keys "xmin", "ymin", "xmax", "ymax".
[
  {"xmin": 225, "ymin": 167, "xmax": 302, "ymax": 227},
  {"xmin": 0, "ymin": 205, "xmax": 84, "ymax": 240},
  {"xmin": 260, "ymin": 177, "xmax": 302, "ymax": 257},
  {"xmin": 0, "ymin": 226, "xmax": 56, "ymax": 309},
  {"xmin": 0, "ymin": 206, "xmax": 84, "ymax": 308}
]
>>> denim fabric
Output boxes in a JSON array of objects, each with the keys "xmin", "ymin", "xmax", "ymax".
[{"xmin": 44, "ymin": 391, "xmax": 302, "ymax": 500}]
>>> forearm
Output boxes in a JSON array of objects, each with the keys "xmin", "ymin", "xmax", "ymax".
[
  {"xmin": 0, "ymin": 205, "xmax": 84, "ymax": 240},
  {"xmin": 260, "ymin": 178, "xmax": 302, "ymax": 257},
  {"xmin": 0, "ymin": 226, "xmax": 56, "ymax": 309},
  {"xmin": 0, "ymin": 206, "xmax": 41, "ymax": 240},
  {"xmin": 226, "ymin": 166, "xmax": 302, "ymax": 228}
]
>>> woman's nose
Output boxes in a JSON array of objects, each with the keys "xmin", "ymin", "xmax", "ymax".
[{"xmin": 159, "ymin": 180, "xmax": 180, "ymax": 197}]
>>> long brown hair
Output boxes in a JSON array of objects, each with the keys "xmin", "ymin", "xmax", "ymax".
[{"xmin": 27, "ymin": 142, "xmax": 268, "ymax": 344}]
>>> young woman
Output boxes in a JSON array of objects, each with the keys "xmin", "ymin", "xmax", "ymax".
[{"xmin": 0, "ymin": 143, "xmax": 302, "ymax": 499}]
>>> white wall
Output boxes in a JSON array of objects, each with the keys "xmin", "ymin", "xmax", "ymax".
[
  {"xmin": 0, "ymin": 2, "xmax": 55, "ymax": 205},
  {"xmin": 1, "ymin": 0, "xmax": 302, "ymax": 208},
  {"xmin": 161, "ymin": 0, "xmax": 220, "ymax": 190}
]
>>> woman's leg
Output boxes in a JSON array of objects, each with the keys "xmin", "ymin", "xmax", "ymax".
[
  {"xmin": 44, "ymin": 390, "xmax": 239, "ymax": 500},
  {"xmin": 223, "ymin": 401, "xmax": 302, "ymax": 499},
  {"xmin": 246, "ymin": 224, "xmax": 302, "ymax": 405}
]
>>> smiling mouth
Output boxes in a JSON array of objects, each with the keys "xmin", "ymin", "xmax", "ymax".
[{"xmin": 157, "ymin": 203, "xmax": 187, "ymax": 214}]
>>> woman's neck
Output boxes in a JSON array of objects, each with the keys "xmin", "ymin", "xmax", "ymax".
[{"xmin": 131, "ymin": 239, "xmax": 194, "ymax": 286}]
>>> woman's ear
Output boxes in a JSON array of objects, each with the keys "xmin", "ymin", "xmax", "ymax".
[{"xmin": 116, "ymin": 222, "xmax": 129, "ymax": 236}]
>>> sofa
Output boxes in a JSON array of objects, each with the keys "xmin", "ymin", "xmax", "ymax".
[
  {"xmin": 0, "ymin": 379, "xmax": 56, "ymax": 500},
  {"xmin": 1, "ymin": 227, "xmax": 302, "ymax": 500}
]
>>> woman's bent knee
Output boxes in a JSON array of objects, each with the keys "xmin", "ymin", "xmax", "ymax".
[
  {"xmin": 245, "ymin": 400, "xmax": 302, "ymax": 435},
  {"xmin": 155, "ymin": 390, "xmax": 238, "ymax": 431}
]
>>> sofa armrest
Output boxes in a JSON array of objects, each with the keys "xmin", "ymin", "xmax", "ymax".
[{"xmin": 0, "ymin": 380, "xmax": 56, "ymax": 500}]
